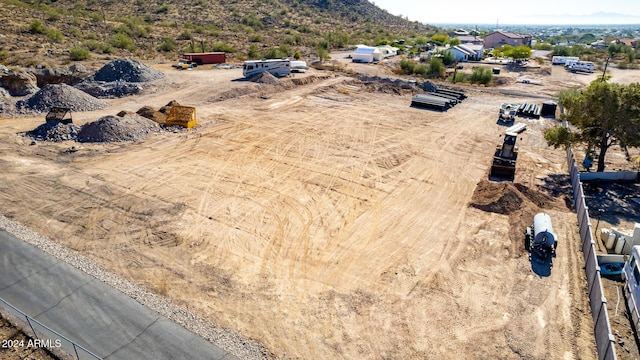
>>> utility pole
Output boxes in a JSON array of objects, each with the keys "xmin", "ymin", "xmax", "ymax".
[{"xmin": 601, "ymin": 57, "xmax": 610, "ymax": 82}]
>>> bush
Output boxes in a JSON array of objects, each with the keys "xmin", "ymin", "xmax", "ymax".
[
  {"xmin": 46, "ymin": 28, "xmax": 64, "ymax": 42},
  {"xmin": 427, "ymin": 57, "xmax": 444, "ymax": 78},
  {"xmin": 110, "ymin": 32, "xmax": 135, "ymax": 50},
  {"xmin": 28, "ymin": 20, "xmax": 45, "ymax": 34},
  {"xmin": 211, "ymin": 42, "xmax": 235, "ymax": 53},
  {"xmin": 69, "ymin": 46, "xmax": 91, "ymax": 61},
  {"xmin": 248, "ymin": 44, "xmax": 260, "ymax": 59},
  {"xmin": 156, "ymin": 4, "xmax": 169, "ymax": 14},
  {"xmin": 470, "ymin": 67, "xmax": 493, "ymax": 85},
  {"xmin": 399, "ymin": 58, "xmax": 416, "ymax": 74},
  {"xmin": 250, "ymin": 34, "xmax": 262, "ymax": 42},
  {"xmin": 158, "ymin": 37, "xmax": 176, "ymax": 52},
  {"xmin": 177, "ymin": 30, "xmax": 192, "ymax": 40}
]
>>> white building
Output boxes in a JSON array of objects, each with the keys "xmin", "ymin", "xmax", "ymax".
[
  {"xmin": 377, "ymin": 45, "xmax": 399, "ymax": 58},
  {"xmin": 352, "ymin": 45, "xmax": 383, "ymax": 63},
  {"xmin": 448, "ymin": 44, "xmax": 484, "ymax": 62}
]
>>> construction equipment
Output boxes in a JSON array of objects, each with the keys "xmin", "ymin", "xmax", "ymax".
[
  {"xmin": 498, "ymin": 103, "xmax": 517, "ymax": 123},
  {"xmin": 45, "ymin": 106, "xmax": 72, "ymax": 124},
  {"xmin": 165, "ymin": 105, "xmax": 196, "ymax": 128},
  {"xmin": 524, "ymin": 213, "xmax": 557, "ymax": 257},
  {"xmin": 489, "ymin": 132, "xmax": 518, "ymax": 180}
]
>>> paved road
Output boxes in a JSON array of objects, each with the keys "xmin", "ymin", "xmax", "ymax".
[{"xmin": 0, "ymin": 230, "xmax": 238, "ymax": 360}]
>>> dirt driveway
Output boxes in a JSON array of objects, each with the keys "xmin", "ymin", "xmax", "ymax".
[{"xmin": 2, "ymin": 60, "xmax": 640, "ymax": 359}]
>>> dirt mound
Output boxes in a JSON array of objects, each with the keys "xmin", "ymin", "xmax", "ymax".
[
  {"xmin": 93, "ymin": 58, "xmax": 165, "ymax": 83},
  {"xmin": 470, "ymin": 179, "xmax": 555, "ymax": 215},
  {"xmin": 470, "ymin": 179, "xmax": 559, "ymax": 256},
  {"xmin": 16, "ymin": 84, "xmax": 108, "ymax": 112},
  {"xmin": 248, "ymin": 71, "xmax": 280, "ymax": 85},
  {"xmin": 77, "ymin": 113, "xmax": 160, "ymax": 143},
  {"xmin": 290, "ymin": 75, "xmax": 328, "ymax": 86},
  {"xmin": 26, "ymin": 121, "xmax": 81, "ymax": 142},
  {"xmin": 159, "ymin": 100, "xmax": 180, "ymax": 114}
]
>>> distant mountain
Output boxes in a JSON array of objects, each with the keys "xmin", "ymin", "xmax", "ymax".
[{"xmin": 516, "ymin": 11, "xmax": 640, "ymax": 25}]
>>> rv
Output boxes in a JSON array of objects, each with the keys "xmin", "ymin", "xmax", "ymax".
[
  {"xmin": 243, "ymin": 59, "xmax": 291, "ymax": 78},
  {"xmin": 551, "ymin": 56, "xmax": 580, "ymax": 65},
  {"xmin": 566, "ymin": 61, "xmax": 595, "ymax": 73}
]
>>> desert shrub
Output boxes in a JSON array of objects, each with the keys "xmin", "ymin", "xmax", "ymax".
[
  {"xmin": 250, "ymin": 34, "xmax": 262, "ymax": 42},
  {"xmin": 156, "ymin": 4, "xmax": 169, "ymax": 14},
  {"xmin": 89, "ymin": 12, "xmax": 102, "ymax": 22},
  {"xmin": 110, "ymin": 32, "xmax": 135, "ymax": 50},
  {"xmin": 242, "ymin": 14, "xmax": 263, "ymax": 29},
  {"xmin": 158, "ymin": 37, "xmax": 176, "ymax": 52},
  {"xmin": 248, "ymin": 44, "xmax": 260, "ymax": 59},
  {"xmin": 426, "ymin": 57, "xmax": 444, "ymax": 78},
  {"xmin": 211, "ymin": 42, "xmax": 235, "ymax": 53},
  {"xmin": 47, "ymin": 9, "xmax": 61, "ymax": 21},
  {"xmin": 262, "ymin": 47, "xmax": 286, "ymax": 59},
  {"xmin": 469, "ymin": 67, "xmax": 493, "ymax": 85},
  {"xmin": 83, "ymin": 40, "xmax": 112, "ymax": 53},
  {"xmin": 45, "ymin": 28, "xmax": 64, "ymax": 42},
  {"xmin": 399, "ymin": 58, "xmax": 416, "ymax": 74},
  {"xmin": 28, "ymin": 20, "xmax": 45, "ymax": 34},
  {"xmin": 414, "ymin": 64, "xmax": 429, "ymax": 76},
  {"xmin": 69, "ymin": 46, "xmax": 91, "ymax": 61},
  {"xmin": 68, "ymin": 26, "xmax": 81, "ymax": 37},
  {"xmin": 293, "ymin": 51, "xmax": 301, "ymax": 60},
  {"xmin": 177, "ymin": 30, "xmax": 192, "ymax": 40},
  {"xmin": 0, "ymin": 49, "xmax": 9, "ymax": 63}
]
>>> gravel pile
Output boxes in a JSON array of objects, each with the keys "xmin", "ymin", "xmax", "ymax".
[
  {"xmin": 16, "ymin": 84, "xmax": 108, "ymax": 112},
  {"xmin": 27, "ymin": 121, "xmax": 81, "ymax": 142},
  {"xmin": 93, "ymin": 58, "xmax": 165, "ymax": 83},
  {"xmin": 75, "ymin": 80, "xmax": 143, "ymax": 98},
  {"xmin": 248, "ymin": 71, "xmax": 280, "ymax": 84},
  {"xmin": 0, "ymin": 213, "xmax": 272, "ymax": 360},
  {"xmin": 77, "ymin": 113, "xmax": 160, "ymax": 143}
]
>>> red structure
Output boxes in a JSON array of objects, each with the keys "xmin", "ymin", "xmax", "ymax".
[{"xmin": 181, "ymin": 52, "xmax": 226, "ymax": 65}]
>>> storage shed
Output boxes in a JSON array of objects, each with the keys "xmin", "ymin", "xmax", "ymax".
[{"xmin": 353, "ymin": 45, "xmax": 383, "ymax": 63}]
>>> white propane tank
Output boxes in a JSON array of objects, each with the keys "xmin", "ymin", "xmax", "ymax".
[
  {"xmin": 606, "ymin": 231, "xmax": 617, "ymax": 250},
  {"xmin": 600, "ymin": 228, "xmax": 610, "ymax": 242},
  {"xmin": 616, "ymin": 236, "xmax": 626, "ymax": 254},
  {"xmin": 533, "ymin": 213, "xmax": 557, "ymax": 249}
]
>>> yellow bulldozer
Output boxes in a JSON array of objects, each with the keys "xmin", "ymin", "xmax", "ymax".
[
  {"xmin": 165, "ymin": 105, "xmax": 196, "ymax": 128},
  {"xmin": 489, "ymin": 132, "xmax": 518, "ymax": 181}
]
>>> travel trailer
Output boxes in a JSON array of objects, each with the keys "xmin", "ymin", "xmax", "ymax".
[
  {"xmin": 622, "ymin": 245, "xmax": 640, "ymax": 333},
  {"xmin": 551, "ymin": 56, "xmax": 579, "ymax": 65},
  {"xmin": 566, "ymin": 61, "xmax": 595, "ymax": 73},
  {"xmin": 243, "ymin": 59, "xmax": 291, "ymax": 78}
]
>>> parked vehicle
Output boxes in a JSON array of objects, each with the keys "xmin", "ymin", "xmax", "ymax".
[
  {"xmin": 551, "ymin": 56, "xmax": 580, "ymax": 65},
  {"xmin": 566, "ymin": 61, "xmax": 595, "ymax": 73},
  {"xmin": 622, "ymin": 245, "xmax": 640, "ymax": 333},
  {"xmin": 243, "ymin": 59, "xmax": 291, "ymax": 78}
]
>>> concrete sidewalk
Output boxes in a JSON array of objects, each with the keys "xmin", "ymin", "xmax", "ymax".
[{"xmin": 0, "ymin": 230, "xmax": 238, "ymax": 360}]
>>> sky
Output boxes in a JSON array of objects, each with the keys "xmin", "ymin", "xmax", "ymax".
[{"xmin": 369, "ymin": 0, "xmax": 640, "ymax": 25}]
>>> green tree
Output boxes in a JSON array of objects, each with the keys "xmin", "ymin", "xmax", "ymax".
[
  {"xmin": 248, "ymin": 44, "xmax": 260, "ymax": 59},
  {"xmin": 469, "ymin": 67, "xmax": 492, "ymax": 85},
  {"xmin": 427, "ymin": 57, "xmax": 444, "ymax": 78},
  {"xmin": 504, "ymin": 45, "xmax": 531, "ymax": 60},
  {"xmin": 157, "ymin": 37, "xmax": 176, "ymax": 52},
  {"xmin": 430, "ymin": 34, "xmax": 449, "ymax": 46},
  {"xmin": 545, "ymin": 81, "xmax": 640, "ymax": 171}
]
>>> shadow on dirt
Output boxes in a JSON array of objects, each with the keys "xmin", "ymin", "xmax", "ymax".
[
  {"xmin": 530, "ymin": 252, "xmax": 553, "ymax": 277},
  {"xmin": 583, "ymin": 181, "xmax": 640, "ymax": 227}
]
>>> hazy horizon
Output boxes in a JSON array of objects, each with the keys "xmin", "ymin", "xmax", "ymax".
[{"xmin": 370, "ymin": 0, "xmax": 640, "ymax": 25}]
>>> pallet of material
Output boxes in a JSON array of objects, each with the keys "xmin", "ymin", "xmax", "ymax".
[
  {"xmin": 506, "ymin": 123, "xmax": 527, "ymax": 134},
  {"xmin": 411, "ymin": 94, "xmax": 450, "ymax": 111},
  {"xmin": 434, "ymin": 89, "xmax": 467, "ymax": 100}
]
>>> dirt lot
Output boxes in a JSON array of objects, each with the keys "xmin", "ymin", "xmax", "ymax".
[
  {"xmin": 0, "ymin": 313, "xmax": 59, "ymax": 360},
  {"xmin": 1, "ymin": 58, "xmax": 640, "ymax": 359}
]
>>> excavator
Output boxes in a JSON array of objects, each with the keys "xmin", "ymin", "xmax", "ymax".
[{"xmin": 489, "ymin": 132, "xmax": 518, "ymax": 181}]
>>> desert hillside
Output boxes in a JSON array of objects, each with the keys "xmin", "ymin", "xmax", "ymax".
[{"xmin": 0, "ymin": 0, "xmax": 436, "ymax": 67}]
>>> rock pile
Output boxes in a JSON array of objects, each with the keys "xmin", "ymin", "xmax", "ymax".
[
  {"xmin": 27, "ymin": 121, "xmax": 81, "ymax": 142},
  {"xmin": 77, "ymin": 113, "xmax": 160, "ymax": 143},
  {"xmin": 75, "ymin": 80, "xmax": 143, "ymax": 99},
  {"xmin": 93, "ymin": 58, "xmax": 165, "ymax": 83},
  {"xmin": 16, "ymin": 84, "xmax": 108, "ymax": 112}
]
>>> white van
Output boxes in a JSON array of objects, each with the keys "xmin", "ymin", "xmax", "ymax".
[{"xmin": 243, "ymin": 59, "xmax": 291, "ymax": 78}]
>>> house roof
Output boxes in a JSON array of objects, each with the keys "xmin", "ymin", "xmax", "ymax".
[
  {"xmin": 617, "ymin": 38, "xmax": 637, "ymax": 46},
  {"xmin": 490, "ymin": 31, "xmax": 527, "ymax": 39},
  {"xmin": 451, "ymin": 45, "xmax": 474, "ymax": 56},
  {"xmin": 457, "ymin": 35, "xmax": 482, "ymax": 43}
]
